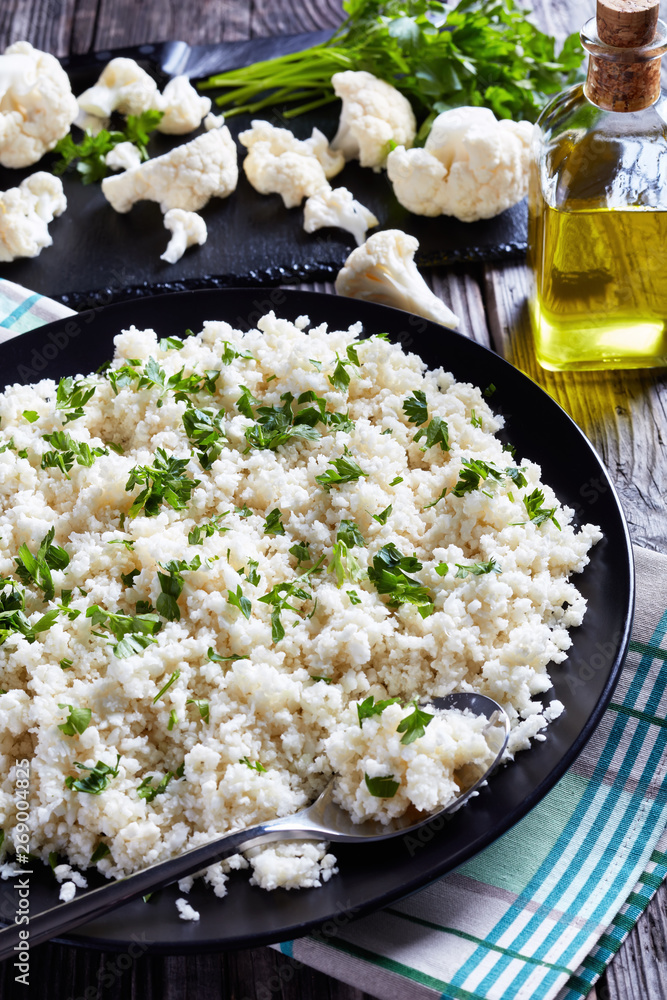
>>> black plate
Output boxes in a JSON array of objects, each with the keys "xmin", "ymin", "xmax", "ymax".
[
  {"xmin": 0, "ymin": 34, "xmax": 528, "ymax": 310},
  {"xmin": 0, "ymin": 289, "xmax": 633, "ymax": 953}
]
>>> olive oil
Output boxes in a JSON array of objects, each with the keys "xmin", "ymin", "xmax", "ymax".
[
  {"xmin": 530, "ymin": 196, "xmax": 667, "ymax": 371},
  {"xmin": 529, "ymin": 0, "xmax": 667, "ymax": 371}
]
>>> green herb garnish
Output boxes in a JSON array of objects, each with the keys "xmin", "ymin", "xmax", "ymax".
[
  {"xmin": 397, "ymin": 700, "xmax": 433, "ymax": 745},
  {"xmin": 239, "ymin": 757, "xmax": 267, "ymax": 773},
  {"xmin": 52, "ymin": 110, "xmax": 164, "ymax": 183},
  {"xmin": 87, "ymin": 605, "xmax": 162, "ymax": 658},
  {"xmin": 14, "ymin": 527, "xmax": 69, "ymax": 602},
  {"xmin": 364, "ymin": 773, "xmax": 399, "ymax": 798},
  {"xmin": 315, "ymin": 454, "xmax": 367, "ymax": 491},
  {"xmin": 454, "ymin": 558, "xmax": 502, "ymax": 578},
  {"xmin": 357, "ymin": 694, "xmax": 401, "ymax": 726},
  {"xmin": 125, "ymin": 449, "xmax": 200, "ymax": 518},
  {"xmin": 367, "ymin": 543, "xmax": 434, "ymax": 617},
  {"xmin": 57, "ymin": 704, "xmax": 92, "ymax": 737},
  {"xmin": 65, "ymin": 755, "xmax": 121, "ymax": 795},
  {"xmin": 522, "ymin": 488, "xmax": 561, "ymax": 529},
  {"xmin": 263, "ymin": 508, "xmax": 285, "ymax": 536}
]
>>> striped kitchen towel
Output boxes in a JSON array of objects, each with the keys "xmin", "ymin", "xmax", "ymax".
[{"xmin": 2, "ymin": 278, "xmax": 665, "ymax": 1000}]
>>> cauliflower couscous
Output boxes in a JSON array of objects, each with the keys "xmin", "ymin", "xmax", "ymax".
[{"xmin": 0, "ymin": 310, "xmax": 600, "ymax": 898}]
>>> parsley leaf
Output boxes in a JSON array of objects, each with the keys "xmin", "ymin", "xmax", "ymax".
[
  {"xmin": 397, "ymin": 700, "xmax": 433, "ymax": 744},
  {"xmin": 90, "ymin": 842, "xmax": 111, "ymax": 863},
  {"xmin": 157, "ymin": 556, "xmax": 201, "ymax": 621},
  {"xmin": 14, "ymin": 527, "xmax": 69, "ymax": 602},
  {"xmin": 263, "ymin": 508, "xmax": 285, "ymax": 536},
  {"xmin": 357, "ymin": 695, "xmax": 401, "ymax": 726},
  {"xmin": 0, "ymin": 579, "xmax": 58, "ymax": 645},
  {"xmin": 87, "ymin": 605, "xmax": 162, "ymax": 658},
  {"xmin": 182, "ymin": 404, "xmax": 226, "ymax": 469},
  {"xmin": 523, "ymin": 489, "xmax": 561, "ymax": 530},
  {"xmin": 57, "ymin": 704, "xmax": 92, "ymax": 737},
  {"xmin": 372, "ymin": 504, "xmax": 392, "ymax": 525},
  {"xmin": 65, "ymin": 755, "xmax": 121, "ymax": 795},
  {"xmin": 159, "ymin": 337, "xmax": 184, "ymax": 351},
  {"xmin": 452, "ymin": 458, "xmax": 503, "ymax": 498},
  {"xmin": 228, "ymin": 584, "xmax": 252, "ymax": 620},
  {"xmin": 328, "ymin": 541, "xmax": 363, "ymax": 588},
  {"xmin": 346, "ymin": 589, "xmax": 362, "ymax": 605},
  {"xmin": 42, "ymin": 431, "xmax": 108, "ymax": 479},
  {"xmin": 259, "ymin": 557, "xmax": 324, "ymax": 642},
  {"xmin": 414, "ymin": 415, "xmax": 449, "ymax": 452},
  {"xmin": 402, "ymin": 390, "xmax": 428, "ymax": 426},
  {"xmin": 137, "ymin": 771, "xmax": 174, "ymax": 802},
  {"xmin": 125, "ymin": 449, "xmax": 200, "ymax": 518},
  {"xmin": 315, "ymin": 454, "xmax": 368, "ymax": 491},
  {"xmin": 239, "ymin": 756, "xmax": 267, "ymax": 773},
  {"xmin": 188, "ymin": 513, "xmax": 229, "ymax": 544},
  {"xmin": 367, "ymin": 543, "xmax": 434, "ymax": 617},
  {"xmin": 337, "ymin": 520, "xmax": 366, "ymax": 548},
  {"xmin": 364, "ymin": 773, "xmax": 399, "ymax": 798},
  {"xmin": 52, "ymin": 110, "xmax": 163, "ymax": 183},
  {"xmin": 455, "ymin": 559, "xmax": 502, "ymax": 578},
  {"xmin": 187, "ymin": 699, "xmax": 209, "ymax": 723}
]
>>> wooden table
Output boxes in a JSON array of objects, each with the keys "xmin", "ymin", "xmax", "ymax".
[{"xmin": 1, "ymin": 1, "xmax": 665, "ymax": 998}]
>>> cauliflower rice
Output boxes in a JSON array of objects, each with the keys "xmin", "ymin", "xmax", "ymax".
[{"xmin": 0, "ymin": 310, "xmax": 601, "ymax": 897}]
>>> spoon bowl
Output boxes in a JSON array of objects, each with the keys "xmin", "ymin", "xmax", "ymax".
[{"xmin": 0, "ymin": 692, "xmax": 508, "ymax": 959}]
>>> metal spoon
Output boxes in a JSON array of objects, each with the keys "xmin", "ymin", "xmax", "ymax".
[{"xmin": 0, "ymin": 692, "xmax": 508, "ymax": 958}]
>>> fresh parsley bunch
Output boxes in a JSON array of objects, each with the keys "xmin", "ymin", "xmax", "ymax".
[{"xmin": 200, "ymin": 0, "xmax": 584, "ymax": 127}]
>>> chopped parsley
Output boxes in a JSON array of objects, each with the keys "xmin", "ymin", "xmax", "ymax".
[
  {"xmin": 522, "ymin": 489, "xmax": 561, "ymax": 530},
  {"xmin": 187, "ymin": 698, "xmax": 209, "ymax": 723},
  {"xmin": 455, "ymin": 559, "xmax": 502, "ymax": 578},
  {"xmin": 207, "ymin": 647, "xmax": 247, "ymax": 664},
  {"xmin": 55, "ymin": 377, "xmax": 96, "ymax": 424},
  {"xmin": 90, "ymin": 842, "xmax": 111, "ymax": 863},
  {"xmin": 41, "ymin": 431, "xmax": 108, "ymax": 478},
  {"xmin": 263, "ymin": 508, "xmax": 285, "ymax": 536},
  {"xmin": 470, "ymin": 409, "xmax": 482, "ymax": 429},
  {"xmin": 65, "ymin": 755, "xmax": 121, "ymax": 795},
  {"xmin": 137, "ymin": 772, "xmax": 174, "ymax": 802},
  {"xmin": 159, "ymin": 337, "xmax": 184, "ymax": 351},
  {"xmin": 315, "ymin": 453, "xmax": 367, "ymax": 491},
  {"xmin": 157, "ymin": 556, "xmax": 201, "ymax": 621},
  {"xmin": 364, "ymin": 773, "xmax": 399, "ymax": 798},
  {"xmin": 227, "ymin": 584, "xmax": 252, "ymax": 620},
  {"xmin": 328, "ymin": 345, "xmax": 361, "ymax": 393},
  {"xmin": 22, "ymin": 410, "xmax": 39, "ymax": 423},
  {"xmin": 328, "ymin": 541, "xmax": 363, "ymax": 588},
  {"xmin": 240, "ymin": 388, "xmax": 350, "ymax": 451},
  {"xmin": 337, "ymin": 520, "xmax": 366, "ymax": 548},
  {"xmin": 242, "ymin": 559, "xmax": 261, "ymax": 586},
  {"xmin": 153, "ymin": 670, "xmax": 180, "ymax": 704},
  {"xmin": 389, "ymin": 476, "xmax": 403, "ymax": 486},
  {"xmin": 221, "ymin": 341, "xmax": 254, "ymax": 365},
  {"xmin": 451, "ymin": 458, "xmax": 503, "ymax": 497},
  {"xmin": 188, "ymin": 513, "xmax": 230, "ymax": 544},
  {"xmin": 121, "ymin": 569, "xmax": 139, "ymax": 588},
  {"xmin": 60, "ymin": 657, "xmax": 73, "ymax": 670},
  {"xmin": 310, "ymin": 675, "xmax": 332, "ymax": 684},
  {"xmin": 0, "ymin": 579, "xmax": 59, "ymax": 645},
  {"xmin": 346, "ymin": 589, "xmax": 362, "ymax": 605},
  {"xmin": 357, "ymin": 695, "xmax": 400, "ymax": 726},
  {"xmin": 289, "ymin": 541, "xmax": 312, "ymax": 567},
  {"xmin": 484, "ymin": 384, "xmax": 497, "ymax": 398},
  {"xmin": 87, "ymin": 605, "xmax": 162, "ymax": 658},
  {"xmin": 397, "ymin": 701, "xmax": 433, "ymax": 745},
  {"xmin": 168, "ymin": 710, "xmax": 178, "ymax": 731},
  {"xmin": 182, "ymin": 404, "xmax": 226, "ymax": 469},
  {"xmin": 259, "ymin": 557, "xmax": 324, "ymax": 642},
  {"xmin": 14, "ymin": 527, "xmax": 69, "ymax": 602},
  {"xmin": 239, "ymin": 757, "xmax": 266, "ymax": 773},
  {"xmin": 367, "ymin": 544, "xmax": 434, "ymax": 617},
  {"xmin": 402, "ymin": 390, "xmax": 428, "ymax": 426},
  {"xmin": 372, "ymin": 504, "xmax": 392, "ymax": 525},
  {"xmin": 414, "ymin": 416, "xmax": 449, "ymax": 452},
  {"xmin": 57, "ymin": 704, "xmax": 92, "ymax": 737},
  {"xmin": 125, "ymin": 449, "xmax": 200, "ymax": 518}
]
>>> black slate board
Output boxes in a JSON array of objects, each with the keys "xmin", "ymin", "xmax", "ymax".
[{"xmin": 0, "ymin": 33, "xmax": 528, "ymax": 309}]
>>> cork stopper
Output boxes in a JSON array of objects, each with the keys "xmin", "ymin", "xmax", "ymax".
[
  {"xmin": 585, "ymin": 0, "xmax": 662, "ymax": 111},
  {"xmin": 597, "ymin": 0, "xmax": 659, "ymax": 47}
]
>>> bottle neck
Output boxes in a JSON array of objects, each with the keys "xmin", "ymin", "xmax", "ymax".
[{"xmin": 581, "ymin": 15, "xmax": 667, "ymax": 112}]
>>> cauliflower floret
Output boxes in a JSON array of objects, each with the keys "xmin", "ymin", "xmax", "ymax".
[
  {"xmin": 155, "ymin": 76, "xmax": 211, "ymax": 134},
  {"xmin": 0, "ymin": 41, "xmax": 78, "ymax": 168},
  {"xmin": 330, "ymin": 70, "xmax": 416, "ymax": 171},
  {"xmin": 101, "ymin": 123, "xmax": 238, "ymax": 214},
  {"xmin": 105, "ymin": 141, "xmax": 142, "ymax": 172},
  {"xmin": 77, "ymin": 57, "xmax": 159, "ymax": 118},
  {"xmin": 204, "ymin": 112, "xmax": 225, "ymax": 131},
  {"xmin": 387, "ymin": 106, "xmax": 535, "ymax": 222},
  {"xmin": 160, "ymin": 208, "xmax": 207, "ymax": 264},
  {"xmin": 303, "ymin": 186, "xmax": 378, "ymax": 246},
  {"xmin": 238, "ymin": 119, "xmax": 344, "ymax": 208},
  {"xmin": 0, "ymin": 172, "xmax": 66, "ymax": 262},
  {"xmin": 335, "ymin": 229, "xmax": 460, "ymax": 329}
]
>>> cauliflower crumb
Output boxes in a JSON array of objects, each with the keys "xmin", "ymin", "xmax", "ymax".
[
  {"xmin": 175, "ymin": 898, "xmax": 200, "ymax": 921},
  {"xmin": 59, "ymin": 881, "xmax": 77, "ymax": 902}
]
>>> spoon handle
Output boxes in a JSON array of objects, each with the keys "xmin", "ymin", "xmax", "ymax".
[{"xmin": 0, "ymin": 811, "xmax": 327, "ymax": 960}]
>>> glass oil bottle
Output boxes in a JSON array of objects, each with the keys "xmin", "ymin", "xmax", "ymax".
[{"xmin": 529, "ymin": 0, "xmax": 667, "ymax": 371}]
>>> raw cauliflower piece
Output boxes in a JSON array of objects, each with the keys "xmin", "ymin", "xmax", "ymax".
[
  {"xmin": 326, "ymin": 703, "xmax": 495, "ymax": 825},
  {"xmin": 101, "ymin": 122, "xmax": 238, "ymax": 214},
  {"xmin": 105, "ymin": 141, "xmax": 142, "ymax": 172},
  {"xmin": 0, "ymin": 172, "xmax": 66, "ymax": 262},
  {"xmin": 238, "ymin": 119, "xmax": 344, "ymax": 208},
  {"xmin": 303, "ymin": 186, "xmax": 378, "ymax": 246},
  {"xmin": 156, "ymin": 75, "xmax": 212, "ymax": 134},
  {"xmin": 335, "ymin": 229, "xmax": 460, "ymax": 329},
  {"xmin": 77, "ymin": 57, "xmax": 159, "ymax": 118},
  {"xmin": 331, "ymin": 70, "xmax": 416, "ymax": 171},
  {"xmin": 387, "ymin": 106, "xmax": 534, "ymax": 222},
  {"xmin": 160, "ymin": 208, "xmax": 207, "ymax": 264},
  {"xmin": 0, "ymin": 41, "xmax": 78, "ymax": 168}
]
